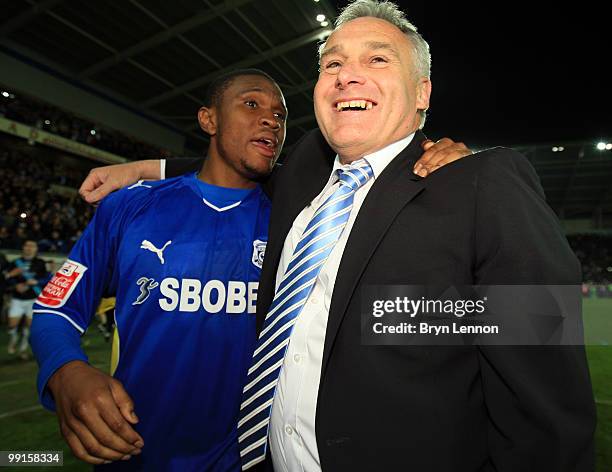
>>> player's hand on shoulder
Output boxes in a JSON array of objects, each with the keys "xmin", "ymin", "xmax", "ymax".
[
  {"xmin": 414, "ymin": 138, "xmax": 473, "ymax": 177},
  {"xmin": 79, "ymin": 160, "xmax": 161, "ymax": 205},
  {"xmin": 48, "ymin": 360, "xmax": 144, "ymax": 465}
]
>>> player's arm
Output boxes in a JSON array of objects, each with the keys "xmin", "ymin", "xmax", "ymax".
[
  {"xmin": 4, "ymin": 262, "xmax": 23, "ymax": 294},
  {"xmin": 79, "ymin": 157, "xmax": 201, "ymax": 204},
  {"xmin": 473, "ymin": 149, "xmax": 596, "ymax": 471},
  {"xmin": 4, "ymin": 261, "xmax": 21, "ymax": 282},
  {"xmin": 30, "ymin": 196, "xmax": 144, "ymax": 465}
]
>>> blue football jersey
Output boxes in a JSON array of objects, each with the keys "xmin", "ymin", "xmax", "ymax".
[{"xmin": 33, "ymin": 173, "xmax": 270, "ymax": 471}]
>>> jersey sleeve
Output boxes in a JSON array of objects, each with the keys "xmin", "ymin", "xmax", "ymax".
[
  {"xmin": 32, "ymin": 194, "xmax": 123, "ymax": 332},
  {"xmin": 30, "ymin": 315, "xmax": 88, "ymax": 411},
  {"xmin": 31, "ymin": 193, "xmax": 125, "ymax": 410}
]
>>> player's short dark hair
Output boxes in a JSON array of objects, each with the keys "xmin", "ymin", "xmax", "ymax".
[{"xmin": 203, "ymin": 69, "xmax": 278, "ymax": 109}]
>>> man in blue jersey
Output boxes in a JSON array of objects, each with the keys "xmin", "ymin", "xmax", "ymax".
[{"xmin": 30, "ymin": 68, "xmax": 286, "ymax": 470}]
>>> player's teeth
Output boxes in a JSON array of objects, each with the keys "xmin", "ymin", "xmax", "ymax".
[
  {"xmin": 366, "ymin": 101, "xmax": 373, "ymax": 110},
  {"xmin": 337, "ymin": 102, "xmax": 342, "ymax": 111},
  {"xmin": 359, "ymin": 100, "xmax": 366, "ymax": 108},
  {"xmin": 351, "ymin": 100, "xmax": 357, "ymax": 108}
]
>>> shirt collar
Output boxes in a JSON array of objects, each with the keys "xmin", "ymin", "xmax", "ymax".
[{"xmin": 331, "ymin": 132, "xmax": 416, "ymax": 179}]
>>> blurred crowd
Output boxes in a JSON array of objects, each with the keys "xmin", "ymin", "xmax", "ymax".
[
  {"xmin": 568, "ymin": 234, "xmax": 612, "ymax": 286},
  {"xmin": 1, "ymin": 88, "xmax": 171, "ymax": 159},
  {"xmin": 0, "ymin": 147, "xmax": 93, "ymax": 253}
]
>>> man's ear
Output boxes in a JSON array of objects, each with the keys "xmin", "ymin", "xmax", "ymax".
[
  {"xmin": 415, "ymin": 78, "xmax": 432, "ymax": 112},
  {"xmin": 198, "ymin": 106, "xmax": 217, "ymax": 136}
]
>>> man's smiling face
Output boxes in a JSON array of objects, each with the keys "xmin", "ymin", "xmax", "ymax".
[{"xmin": 314, "ymin": 17, "xmax": 431, "ymax": 162}]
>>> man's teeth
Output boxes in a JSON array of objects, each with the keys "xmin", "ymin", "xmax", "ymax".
[{"xmin": 336, "ymin": 100, "xmax": 374, "ymax": 111}]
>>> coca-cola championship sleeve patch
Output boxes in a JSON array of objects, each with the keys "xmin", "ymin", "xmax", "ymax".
[{"xmin": 36, "ymin": 260, "xmax": 88, "ymax": 308}]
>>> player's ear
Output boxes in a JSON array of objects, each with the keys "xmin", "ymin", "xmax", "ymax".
[{"xmin": 198, "ymin": 106, "xmax": 217, "ymax": 136}]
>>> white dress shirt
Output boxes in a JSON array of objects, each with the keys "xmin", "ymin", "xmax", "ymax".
[{"xmin": 268, "ymin": 133, "xmax": 415, "ymax": 472}]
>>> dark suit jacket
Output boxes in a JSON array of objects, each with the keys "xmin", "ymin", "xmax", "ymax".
[
  {"xmin": 167, "ymin": 130, "xmax": 596, "ymax": 471},
  {"xmin": 257, "ymin": 129, "xmax": 595, "ymax": 472}
]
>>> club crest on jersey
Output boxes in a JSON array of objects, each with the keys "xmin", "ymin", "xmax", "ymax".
[
  {"xmin": 132, "ymin": 277, "xmax": 159, "ymax": 305},
  {"xmin": 140, "ymin": 239, "xmax": 172, "ymax": 264},
  {"xmin": 251, "ymin": 239, "xmax": 266, "ymax": 269},
  {"xmin": 36, "ymin": 259, "xmax": 87, "ymax": 308}
]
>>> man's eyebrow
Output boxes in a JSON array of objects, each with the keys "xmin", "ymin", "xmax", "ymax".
[
  {"xmin": 364, "ymin": 41, "xmax": 399, "ymax": 57},
  {"xmin": 320, "ymin": 44, "xmax": 345, "ymax": 60},
  {"xmin": 238, "ymin": 87, "xmax": 288, "ymax": 112},
  {"xmin": 320, "ymin": 41, "xmax": 399, "ymax": 61},
  {"xmin": 238, "ymin": 87, "xmax": 265, "ymax": 94}
]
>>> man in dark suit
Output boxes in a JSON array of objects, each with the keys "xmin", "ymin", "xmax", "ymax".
[{"xmin": 238, "ymin": 1, "xmax": 595, "ymax": 472}]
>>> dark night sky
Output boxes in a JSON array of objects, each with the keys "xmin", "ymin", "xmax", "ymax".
[{"xmin": 331, "ymin": 1, "xmax": 610, "ymax": 147}]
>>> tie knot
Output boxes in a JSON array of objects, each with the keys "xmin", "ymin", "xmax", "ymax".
[{"xmin": 337, "ymin": 163, "xmax": 374, "ymax": 191}]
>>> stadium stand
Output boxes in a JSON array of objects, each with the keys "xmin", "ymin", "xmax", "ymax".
[
  {"xmin": 1, "ymin": 86, "xmax": 171, "ymax": 159},
  {"xmin": 0, "ymin": 141, "xmax": 93, "ymax": 252}
]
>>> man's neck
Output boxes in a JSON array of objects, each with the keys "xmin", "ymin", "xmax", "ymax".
[
  {"xmin": 337, "ymin": 132, "xmax": 417, "ymax": 165},
  {"xmin": 198, "ymin": 157, "xmax": 257, "ymax": 190}
]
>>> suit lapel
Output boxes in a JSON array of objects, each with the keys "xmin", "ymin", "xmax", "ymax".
[{"xmin": 321, "ymin": 131, "xmax": 428, "ymax": 375}]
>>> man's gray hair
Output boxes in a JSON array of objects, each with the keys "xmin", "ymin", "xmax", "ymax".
[{"xmin": 318, "ymin": 0, "xmax": 431, "ymax": 126}]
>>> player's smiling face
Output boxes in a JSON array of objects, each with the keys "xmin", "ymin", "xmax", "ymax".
[{"xmin": 200, "ymin": 75, "xmax": 287, "ymax": 187}]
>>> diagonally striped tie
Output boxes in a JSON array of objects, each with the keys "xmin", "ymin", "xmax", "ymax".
[{"xmin": 238, "ymin": 162, "xmax": 374, "ymax": 470}]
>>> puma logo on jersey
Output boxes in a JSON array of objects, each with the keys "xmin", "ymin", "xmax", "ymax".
[
  {"xmin": 140, "ymin": 240, "xmax": 172, "ymax": 264},
  {"xmin": 132, "ymin": 277, "xmax": 159, "ymax": 305},
  {"xmin": 128, "ymin": 180, "xmax": 153, "ymax": 189}
]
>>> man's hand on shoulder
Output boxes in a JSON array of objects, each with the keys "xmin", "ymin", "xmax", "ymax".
[
  {"xmin": 79, "ymin": 160, "xmax": 161, "ymax": 205},
  {"xmin": 48, "ymin": 360, "xmax": 144, "ymax": 465},
  {"xmin": 414, "ymin": 138, "xmax": 473, "ymax": 177}
]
